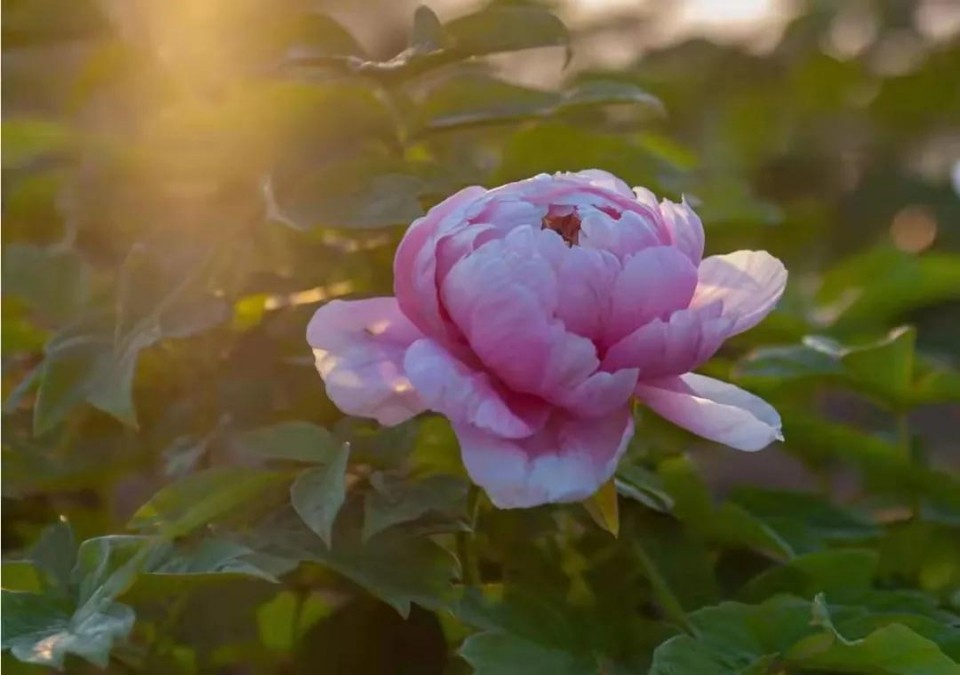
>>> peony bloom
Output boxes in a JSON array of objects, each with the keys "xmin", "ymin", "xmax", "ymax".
[{"xmin": 307, "ymin": 171, "xmax": 786, "ymax": 508}]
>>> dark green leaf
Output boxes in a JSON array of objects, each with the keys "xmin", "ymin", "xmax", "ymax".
[
  {"xmin": 460, "ymin": 632, "xmax": 597, "ymax": 675},
  {"xmin": 290, "ymin": 443, "xmax": 351, "ymax": 546},
  {"xmin": 362, "ymin": 472, "xmax": 468, "ymax": 540},
  {"xmin": 1, "ymin": 590, "xmax": 133, "ymax": 669}
]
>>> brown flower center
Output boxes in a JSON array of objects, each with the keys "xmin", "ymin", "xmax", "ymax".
[{"xmin": 542, "ymin": 208, "xmax": 581, "ymax": 246}]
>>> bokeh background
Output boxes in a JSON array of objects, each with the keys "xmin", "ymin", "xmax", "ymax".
[{"xmin": 3, "ymin": 0, "xmax": 960, "ymax": 673}]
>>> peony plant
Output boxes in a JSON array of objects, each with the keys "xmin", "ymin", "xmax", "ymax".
[{"xmin": 308, "ymin": 170, "xmax": 787, "ymax": 508}]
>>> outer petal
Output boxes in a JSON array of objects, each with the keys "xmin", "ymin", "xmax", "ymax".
[
  {"xmin": 394, "ymin": 185, "xmax": 487, "ymax": 339},
  {"xmin": 605, "ymin": 245, "xmax": 698, "ymax": 345},
  {"xmin": 403, "ymin": 338, "xmax": 550, "ymax": 438},
  {"xmin": 635, "ymin": 373, "xmax": 782, "ymax": 451},
  {"xmin": 658, "ymin": 197, "xmax": 705, "ymax": 265},
  {"xmin": 602, "ymin": 302, "xmax": 733, "ymax": 378},
  {"xmin": 691, "ymin": 250, "xmax": 787, "ymax": 336},
  {"xmin": 455, "ymin": 405, "xmax": 635, "ymax": 508},
  {"xmin": 306, "ymin": 298, "xmax": 425, "ymax": 425}
]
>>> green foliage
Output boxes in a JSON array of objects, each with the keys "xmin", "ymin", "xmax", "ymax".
[{"xmin": 3, "ymin": 0, "xmax": 960, "ymax": 672}]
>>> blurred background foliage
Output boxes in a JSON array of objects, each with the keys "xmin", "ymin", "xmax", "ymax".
[{"xmin": 2, "ymin": 0, "xmax": 960, "ymax": 672}]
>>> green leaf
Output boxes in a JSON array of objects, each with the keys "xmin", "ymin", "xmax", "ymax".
[
  {"xmin": 30, "ymin": 521, "xmax": 77, "ymax": 597},
  {"xmin": 738, "ymin": 549, "xmax": 879, "ymax": 603},
  {"xmin": 460, "ymin": 632, "xmax": 598, "ymax": 675},
  {"xmin": 1, "ymin": 245, "xmax": 91, "ymax": 322},
  {"xmin": 817, "ymin": 247, "xmax": 960, "ymax": 331},
  {"xmin": 416, "ymin": 75, "xmax": 663, "ymax": 134},
  {"xmin": 445, "ymin": 5, "xmax": 569, "ymax": 60},
  {"xmin": 658, "ymin": 457, "xmax": 793, "ymax": 559},
  {"xmin": 841, "ymin": 326, "xmax": 915, "ymax": 405},
  {"xmin": 291, "ymin": 443, "xmax": 351, "ymax": 546},
  {"xmin": 1, "ymin": 562, "xmax": 42, "ymax": 593},
  {"xmin": 615, "ymin": 463, "xmax": 674, "ymax": 513},
  {"xmin": 788, "ymin": 595, "xmax": 960, "ymax": 674},
  {"xmin": 410, "ymin": 5, "xmax": 448, "ymax": 53},
  {"xmin": 256, "ymin": 590, "xmax": 332, "ymax": 654},
  {"xmin": 267, "ymin": 158, "xmax": 430, "ymax": 230},
  {"xmin": 362, "ymin": 472, "xmax": 468, "ymax": 540},
  {"xmin": 128, "ymin": 467, "xmax": 288, "ymax": 538},
  {"xmin": 494, "ymin": 122, "xmax": 665, "ymax": 189},
  {"xmin": 1, "ymin": 590, "xmax": 134, "ymax": 669},
  {"xmin": 729, "ymin": 487, "xmax": 879, "ymax": 553},
  {"xmin": 234, "ymin": 421, "xmax": 340, "ymax": 464},
  {"xmin": 250, "ymin": 507, "xmax": 458, "ymax": 618},
  {"xmin": 649, "ymin": 596, "xmax": 814, "ymax": 675}
]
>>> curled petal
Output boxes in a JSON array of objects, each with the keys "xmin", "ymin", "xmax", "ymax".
[
  {"xmin": 394, "ymin": 185, "xmax": 487, "ymax": 339},
  {"xmin": 555, "ymin": 368, "xmax": 639, "ymax": 418},
  {"xmin": 307, "ymin": 298, "xmax": 425, "ymax": 425},
  {"xmin": 455, "ymin": 405, "xmax": 635, "ymax": 508},
  {"xmin": 659, "ymin": 197, "xmax": 705, "ymax": 265},
  {"xmin": 692, "ymin": 250, "xmax": 787, "ymax": 336},
  {"xmin": 635, "ymin": 373, "xmax": 782, "ymax": 451},
  {"xmin": 404, "ymin": 338, "xmax": 549, "ymax": 438},
  {"xmin": 602, "ymin": 302, "xmax": 732, "ymax": 378},
  {"xmin": 605, "ymin": 245, "xmax": 698, "ymax": 345}
]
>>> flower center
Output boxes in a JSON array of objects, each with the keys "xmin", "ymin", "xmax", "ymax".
[{"xmin": 541, "ymin": 207, "xmax": 581, "ymax": 246}]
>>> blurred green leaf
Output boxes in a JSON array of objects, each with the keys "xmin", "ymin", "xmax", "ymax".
[
  {"xmin": 234, "ymin": 421, "xmax": 340, "ymax": 464},
  {"xmin": 817, "ymin": 248, "xmax": 960, "ymax": 332},
  {"xmin": 445, "ymin": 5, "xmax": 569, "ymax": 61},
  {"xmin": 2, "ymin": 245, "xmax": 91, "ymax": 322},
  {"xmin": 616, "ymin": 463, "xmax": 674, "ymax": 513},
  {"xmin": 291, "ymin": 443, "xmax": 350, "ymax": 547},
  {"xmin": 738, "ymin": 549, "xmax": 879, "ymax": 603},
  {"xmin": 729, "ymin": 487, "xmax": 879, "ymax": 553},
  {"xmin": 128, "ymin": 467, "xmax": 288, "ymax": 538},
  {"xmin": 1, "ymin": 120, "xmax": 73, "ymax": 169},
  {"xmin": 362, "ymin": 472, "xmax": 468, "ymax": 541},
  {"xmin": 658, "ymin": 457, "xmax": 793, "ymax": 559}
]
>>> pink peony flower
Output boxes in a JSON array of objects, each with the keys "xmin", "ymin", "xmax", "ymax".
[{"xmin": 307, "ymin": 171, "xmax": 787, "ymax": 508}]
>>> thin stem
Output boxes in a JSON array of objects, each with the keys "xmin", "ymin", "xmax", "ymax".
[
  {"xmin": 457, "ymin": 486, "xmax": 482, "ymax": 586},
  {"xmin": 896, "ymin": 411, "xmax": 921, "ymax": 518},
  {"xmin": 634, "ymin": 540, "xmax": 690, "ymax": 633}
]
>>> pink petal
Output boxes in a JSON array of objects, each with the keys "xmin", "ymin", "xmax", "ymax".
[
  {"xmin": 306, "ymin": 298, "xmax": 425, "ymax": 425},
  {"xmin": 455, "ymin": 405, "xmax": 635, "ymax": 508},
  {"xmin": 555, "ymin": 368, "xmax": 639, "ymax": 417},
  {"xmin": 605, "ymin": 245, "xmax": 698, "ymax": 345},
  {"xmin": 635, "ymin": 373, "xmax": 782, "ymax": 451},
  {"xmin": 570, "ymin": 169, "xmax": 634, "ymax": 197},
  {"xmin": 578, "ymin": 208, "xmax": 664, "ymax": 260},
  {"xmin": 553, "ymin": 245, "xmax": 620, "ymax": 339},
  {"xmin": 659, "ymin": 197, "xmax": 705, "ymax": 265},
  {"xmin": 394, "ymin": 185, "xmax": 487, "ymax": 339},
  {"xmin": 602, "ymin": 302, "xmax": 732, "ymax": 377},
  {"xmin": 403, "ymin": 338, "xmax": 549, "ymax": 438},
  {"xmin": 691, "ymin": 250, "xmax": 787, "ymax": 336},
  {"xmin": 441, "ymin": 227, "xmax": 599, "ymax": 398}
]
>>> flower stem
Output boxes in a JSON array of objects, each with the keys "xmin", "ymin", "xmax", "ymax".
[
  {"xmin": 634, "ymin": 540, "xmax": 690, "ymax": 633},
  {"xmin": 457, "ymin": 486, "xmax": 483, "ymax": 586}
]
